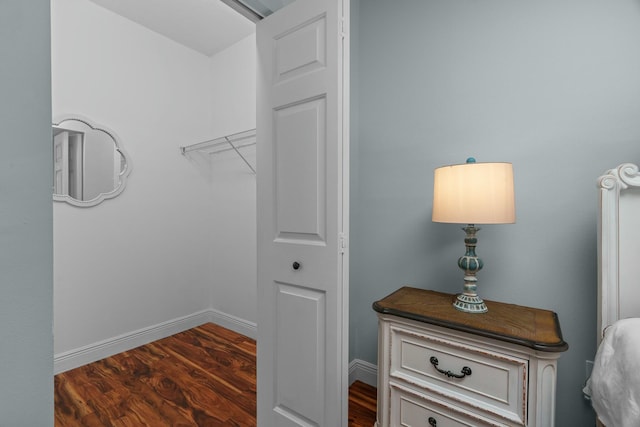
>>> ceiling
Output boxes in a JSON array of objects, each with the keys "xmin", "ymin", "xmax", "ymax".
[{"xmin": 88, "ymin": 0, "xmax": 256, "ymax": 57}]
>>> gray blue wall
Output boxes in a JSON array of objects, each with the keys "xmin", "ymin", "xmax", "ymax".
[
  {"xmin": 350, "ymin": 1, "xmax": 640, "ymax": 425},
  {"xmin": 0, "ymin": 0, "xmax": 54, "ymax": 424}
]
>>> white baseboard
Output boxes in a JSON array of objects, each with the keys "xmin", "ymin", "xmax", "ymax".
[
  {"xmin": 55, "ymin": 309, "xmax": 368, "ymax": 388},
  {"xmin": 54, "ymin": 309, "xmax": 256, "ymax": 374},
  {"xmin": 208, "ymin": 308, "xmax": 257, "ymax": 340},
  {"xmin": 349, "ymin": 358, "xmax": 378, "ymax": 387}
]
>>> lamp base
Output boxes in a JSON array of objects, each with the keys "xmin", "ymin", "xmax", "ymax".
[
  {"xmin": 453, "ymin": 224, "xmax": 488, "ymax": 314},
  {"xmin": 453, "ymin": 293, "xmax": 488, "ymax": 313}
]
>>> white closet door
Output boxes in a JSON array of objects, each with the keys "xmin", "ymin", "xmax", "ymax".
[
  {"xmin": 53, "ymin": 131, "xmax": 69, "ymax": 196},
  {"xmin": 256, "ymin": 0, "xmax": 350, "ymax": 425}
]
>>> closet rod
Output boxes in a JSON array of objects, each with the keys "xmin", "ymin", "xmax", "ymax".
[
  {"xmin": 180, "ymin": 128, "xmax": 256, "ymax": 174},
  {"xmin": 179, "ymin": 128, "xmax": 255, "ymax": 154}
]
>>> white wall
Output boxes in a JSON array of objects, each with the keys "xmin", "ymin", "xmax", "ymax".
[
  {"xmin": 0, "ymin": 0, "xmax": 54, "ymax": 423},
  {"xmin": 52, "ymin": 0, "xmax": 219, "ymax": 356},
  {"xmin": 207, "ymin": 34, "xmax": 258, "ymax": 325}
]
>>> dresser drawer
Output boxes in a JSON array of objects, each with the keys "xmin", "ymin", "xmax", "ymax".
[
  {"xmin": 391, "ymin": 385, "xmax": 505, "ymax": 427},
  {"xmin": 389, "ymin": 324, "xmax": 527, "ymax": 425}
]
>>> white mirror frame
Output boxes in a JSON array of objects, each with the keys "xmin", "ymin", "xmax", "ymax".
[{"xmin": 52, "ymin": 115, "xmax": 132, "ymax": 207}]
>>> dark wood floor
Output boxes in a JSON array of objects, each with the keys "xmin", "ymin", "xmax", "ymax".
[
  {"xmin": 347, "ymin": 380, "xmax": 377, "ymax": 427},
  {"xmin": 54, "ymin": 323, "xmax": 377, "ymax": 426}
]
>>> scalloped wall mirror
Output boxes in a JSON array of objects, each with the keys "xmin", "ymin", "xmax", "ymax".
[{"xmin": 52, "ymin": 116, "xmax": 131, "ymax": 207}]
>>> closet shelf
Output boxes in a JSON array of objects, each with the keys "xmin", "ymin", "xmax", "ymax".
[{"xmin": 180, "ymin": 128, "xmax": 256, "ymax": 174}]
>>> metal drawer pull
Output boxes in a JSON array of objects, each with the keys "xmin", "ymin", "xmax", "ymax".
[
  {"xmin": 428, "ymin": 416, "xmax": 437, "ymax": 426},
  {"xmin": 429, "ymin": 356, "xmax": 472, "ymax": 379}
]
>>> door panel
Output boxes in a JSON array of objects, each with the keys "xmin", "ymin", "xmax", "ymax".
[
  {"xmin": 256, "ymin": 0, "xmax": 349, "ymax": 426},
  {"xmin": 275, "ymin": 15, "xmax": 326, "ymax": 82},
  {"xmin": 275, "ymin": 97, "xmax": 326, "ymax": 241},
  {"xmin": 275, "ymin": 283, "xmax": 325, "ymax": 424}
]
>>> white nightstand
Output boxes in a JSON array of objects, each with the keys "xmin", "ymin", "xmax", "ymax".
[{"xmin": 373, "ymin": 287, "xmax": 568, "ymax": 427}]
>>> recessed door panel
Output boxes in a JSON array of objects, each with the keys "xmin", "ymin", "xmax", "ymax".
[
  {"xmin": 274, "ymin": 283, "xmax": 325, "ymax": 425},
  {"xmin": 275, "ymin": 97, "xmax": 326, "ymax": 243},
  {"xmin": 275, "ymin": 15, "xmax": 326, "ymax": 82}
]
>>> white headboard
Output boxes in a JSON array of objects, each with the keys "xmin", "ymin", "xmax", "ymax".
[{"xmin": 597, "ymin": 163, "xmax": 640, "ymax": 343}]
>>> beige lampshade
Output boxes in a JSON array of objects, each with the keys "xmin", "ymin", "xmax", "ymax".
[{"xmin": 432, "ymin": 161, "xmax": 515, "ymax": 224}]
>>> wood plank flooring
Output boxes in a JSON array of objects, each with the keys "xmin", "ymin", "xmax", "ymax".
[
  {"xmin": 347, "ymin": 380, "xmax": 377, "ymax": 427},
  {"xmin": 54, "ymin": 323, "xmax": 377, "ymax": 426}
]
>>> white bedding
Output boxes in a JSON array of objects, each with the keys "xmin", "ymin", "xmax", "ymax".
[{"xmin": 586, "ymin": 318, "xmax": 640, "ymax": 427}]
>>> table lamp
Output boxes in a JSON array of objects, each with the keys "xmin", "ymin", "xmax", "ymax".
[{"xmin": 432, "ymin": 158, "xmax": 515, "ymax": 313}]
